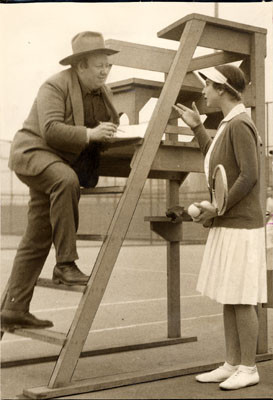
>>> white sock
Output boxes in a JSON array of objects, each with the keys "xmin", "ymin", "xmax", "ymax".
[
  {"xmin": 238, "ymin": 364, "xmax": 257, "ymax": 373},
  {"xmin": 223, "ymin": 361, "xmax": 239, "ymax": 371}
]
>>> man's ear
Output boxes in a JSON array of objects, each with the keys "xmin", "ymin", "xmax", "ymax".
[
  {"xmin": 77, "ymin": 60, "xmax": 84, "ymax": 73},
  {"xmin": 76, "ymin": 58, "xmax": 88, "ymax": 73}
]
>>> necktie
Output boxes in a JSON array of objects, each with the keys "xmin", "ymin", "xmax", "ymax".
[{"xmin": 84, "ymin": 91, "xmax": 110, "ymax": 128}]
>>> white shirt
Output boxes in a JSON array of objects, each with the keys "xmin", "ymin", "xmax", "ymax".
[{"xmin": 204, "ymin": 103, "xmax": 246, "ymax": 184}]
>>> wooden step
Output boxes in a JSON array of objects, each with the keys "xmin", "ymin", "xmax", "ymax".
[
  {"xmin": 145, "ymin": 214, "xmax": 192, "ymax": 223},
  {"xmin": 76, "ymin": 234, "xmax": 106, "ymax": 241},
  {"xmin": 80, "ymin": 186, "xmax": 125, "ymax": 195},
  {"xmin": 108, "ymin": 76, "xmax": 203, "ymax": 95},
  {"xmin": 157, "ymin": 14, "xmax": 258, "ymax": 55},
  {"xmin": 2, "ymin": 336, "xmax": 197, "ymax": 368},
  {"xmin": 106, "ymin": 39, "xmax": 247, "ymax": 74},
  {"xmin": 145, "ymin": 215, "xmax": 192, "ymax": 242},
  {"xmin": 165, "ymin": 125, "xmax": 216, "ymax": 138},
  {"xmin": 36, "ymin": 278, "xmax": 85, "ymax": 293},
  {"xmin": 22, "ymin": 354, "xmax": 273, "ymax": 399},
  {"xmin": 2, "ymin": 327, "xmax": 66, "ymax": 346}
]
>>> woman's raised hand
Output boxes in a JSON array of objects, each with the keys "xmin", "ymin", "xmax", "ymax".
[{"xmin": 172, "ymin": 102, "xmax": 201, "ymax": 129}]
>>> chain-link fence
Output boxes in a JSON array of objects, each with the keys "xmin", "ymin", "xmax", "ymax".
[
  {"xmin": 1, "ymin": 102, "xmax": 272, "ymax": 243},
  {"xmin": 1, "ymin": 140, "xmax": 210, "ymax": 243}
]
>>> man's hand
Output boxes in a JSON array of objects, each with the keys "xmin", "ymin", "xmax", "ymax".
[
  {"xmin": 87, "ymin": 122, "xmax": 117, "ymax": 142},
  {"xmin": 172, "ymin": 102, "xmax": 201, "ymax": 129}
]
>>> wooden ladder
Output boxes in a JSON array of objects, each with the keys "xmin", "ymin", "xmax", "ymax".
[{"xmin": 1, "ymin": 13, "xmax": 270, "ymax": 399}]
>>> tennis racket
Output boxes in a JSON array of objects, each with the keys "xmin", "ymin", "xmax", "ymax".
[{"xmin": 211, "ymin": 164, "xmax": 228, "ymax": 216}]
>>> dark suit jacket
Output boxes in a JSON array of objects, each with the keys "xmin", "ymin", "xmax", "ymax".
[{"xmin": 9, "ymin": 68, "xmax": 119, "ymax": 176}]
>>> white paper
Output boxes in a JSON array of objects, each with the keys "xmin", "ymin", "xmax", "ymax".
[
  {"xmin": 114, "ymin": 122, "xmax": 194, "ymax": 143},
  {"xmin": 115, "ymin": 123, "xmax": 148, "ymax": 139}
]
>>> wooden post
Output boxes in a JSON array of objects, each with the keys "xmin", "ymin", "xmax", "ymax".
[
  {"xmin": 165, "ymin": 101, "xmax": 182, "ymax": 338},
  {"xmin": 250, "ymin": 32, "xmax": 268, "ymax": 354},
  {"xmin": 166, "ymin": 180, "xmax": 182, "ymax": 338}
]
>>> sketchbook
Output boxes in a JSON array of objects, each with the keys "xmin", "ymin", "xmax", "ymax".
[
  {"xmin": 116, "ymin": 123, "xmax": 148, "ymax": 138},
  {"xmin": 106, "ymin": 123, "xmax": 148, "ymax": 147},
  {"xmin": 106, "ymin": 122, "xmax": 194, "ymax": 147}
]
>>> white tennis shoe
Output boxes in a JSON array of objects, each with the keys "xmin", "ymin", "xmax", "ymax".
[
  {"xmin": 196, "ymin": 362, "xmax": 238, "ymax": 383},
  {"xmin": 219, "ymin": 365, "xmax": 259, "ymax": 390}
]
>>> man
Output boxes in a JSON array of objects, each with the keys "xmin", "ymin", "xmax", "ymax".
[{"xmin": 1, "ymin": 31, "xmax": 120, "ymax": 330}]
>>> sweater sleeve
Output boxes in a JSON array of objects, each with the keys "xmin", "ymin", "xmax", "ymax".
[
  {"xmin": 226, "ymin": 119, "xmax": 259, "ymax": 211},
  {"xmin": 192, "ymin": 123, "xmax": 212, "ymax": 156},
  {"xmin": 37, "ymin": 80, "xmax": 88, "ymax": 154}
]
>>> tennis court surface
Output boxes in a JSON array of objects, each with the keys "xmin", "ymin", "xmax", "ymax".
[{"xmin": 1, "ymin": 238, "xmax": 272, "ymax": 399}]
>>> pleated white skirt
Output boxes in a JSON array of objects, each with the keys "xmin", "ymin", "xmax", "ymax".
[{"xmin": 196, "ymin": 227, "xmax": 267, "ymax": 305}]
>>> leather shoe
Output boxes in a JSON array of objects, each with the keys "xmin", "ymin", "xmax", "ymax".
[
  {"xmin": 53, "ymin": 262, "xmax": 89, "ymax": 286},
  {"xmin": 1, "ymin": 310, "xmax": 53, "ymax": 330}
]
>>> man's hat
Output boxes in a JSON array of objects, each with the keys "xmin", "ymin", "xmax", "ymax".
[{"xmin": 59, "ymin": 31, "xmax": 119, "ymax": 66}]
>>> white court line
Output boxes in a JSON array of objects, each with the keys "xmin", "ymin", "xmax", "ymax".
[
  {"xmin": 31, "ymin": 294, "xmax": 202, "ymax": 314},
  {"xmin": 88, "ymin": 313, "xmax": 223, "ymax": 333},
  {"xmin": 118, "ymin": 268, "xmax": 198, "ymax": 276},
  {"xmin": 1, "ymin": 313, "xmax": 222, "ymax": 344}
]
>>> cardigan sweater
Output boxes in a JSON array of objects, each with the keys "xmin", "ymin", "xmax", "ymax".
[{"xmin": 192, "ymin": 112, "xmax": 264, "ymax": 229}]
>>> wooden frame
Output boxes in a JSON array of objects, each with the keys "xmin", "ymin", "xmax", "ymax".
[{"xmin": 2, "ymin": 14, "xmax": 269, "ymax": 399}]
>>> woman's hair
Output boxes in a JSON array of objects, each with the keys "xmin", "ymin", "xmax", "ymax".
[{"xmin": 213, "ymin": 64, "xmax": 246, "ymax": 100}]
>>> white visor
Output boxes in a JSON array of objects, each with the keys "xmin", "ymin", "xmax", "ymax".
[{"xmin": 198, "ymin": 67, "xmax": 241, "ymax": 98}]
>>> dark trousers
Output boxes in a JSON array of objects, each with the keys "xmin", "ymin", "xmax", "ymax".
[{"xmin": 4, "ymin": 162, "xmax": 81, "ymax": 312}]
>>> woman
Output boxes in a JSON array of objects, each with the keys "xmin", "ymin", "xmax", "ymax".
[{"xmin": 173, "ymin": 64, "xmax": 267, "ymax": 390}]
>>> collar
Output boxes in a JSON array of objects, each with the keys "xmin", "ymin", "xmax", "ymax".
[{"xmin": 219, "ymin": 103, "xmax": 246, "ymax": 126}]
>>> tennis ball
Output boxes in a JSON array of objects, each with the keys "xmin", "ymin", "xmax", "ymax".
[
  {"xmin": 200, "ymin": 200, "xmax": 212, "ymax": 207},
  {"xmin": 188, "ymin": 204, "xmax": 201, "ymax": 218},
  {"xmin": 200, "ymin": 200, "xmax": 215, "ymax": 211}
]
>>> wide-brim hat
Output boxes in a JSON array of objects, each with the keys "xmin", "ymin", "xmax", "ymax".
[{"xmin": 59, "ymin": 31, "xmax": 119, "ymax": 66}]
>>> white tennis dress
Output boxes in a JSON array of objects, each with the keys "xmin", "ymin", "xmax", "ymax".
[{"xmin": 196, "ymin": 105, "xmax": 267, "ymax": 305}]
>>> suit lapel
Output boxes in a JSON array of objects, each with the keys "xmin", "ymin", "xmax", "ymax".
[
  {"xmin": 68, "ymin": 68, "xmax": 84, "ymax": 126},
  {"xmin": 68, "ymin": 69, "xmax": 119, "ymax": 127}
]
